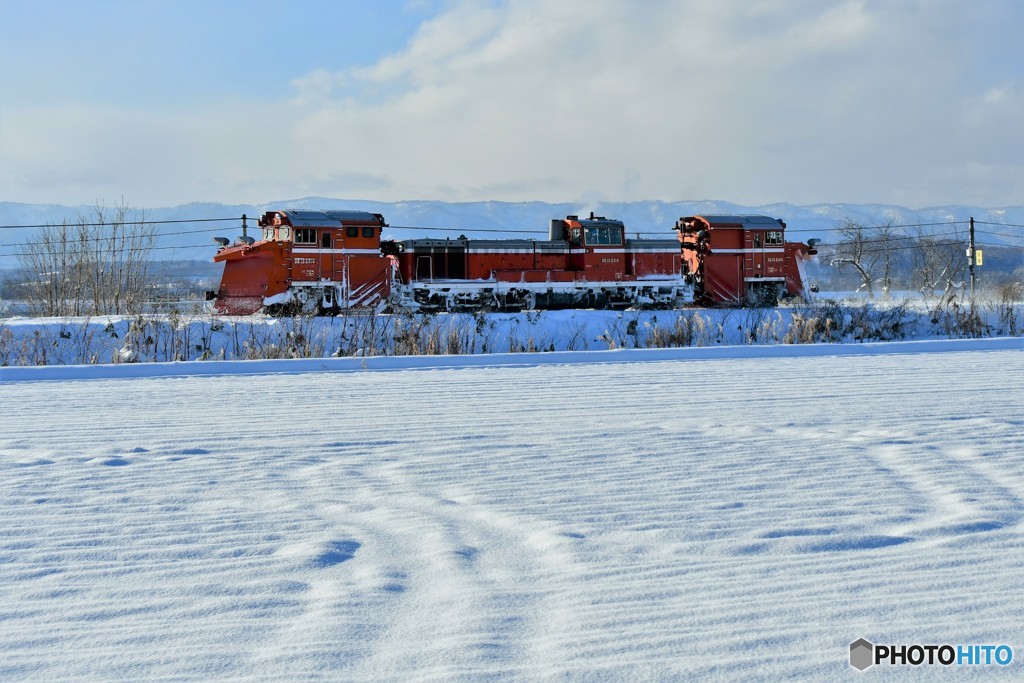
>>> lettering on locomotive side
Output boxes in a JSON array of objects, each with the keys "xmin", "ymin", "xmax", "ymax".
[
  {"xmin": 601, "ymin": 258, "xmax": 620, "ymax": 264},
  {"xmin": 766, "ymin": 257, "xmax": 784, "ymax": 264},
  {"xmin": 294, "ymin": 258, "xmax": 316, "ymax": 265}
]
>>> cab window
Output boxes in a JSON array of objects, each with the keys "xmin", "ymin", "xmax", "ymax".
[
  {"xmin": 585, "ymin": 225, "xmax": 622, "ymax": 245},
  {"xmin": 294, "ymin": 228, "xmax": 316, "ymax": 244}
]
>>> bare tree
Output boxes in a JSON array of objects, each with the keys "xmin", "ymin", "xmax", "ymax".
[
  {"xmin": 16, "ymin": 201, "xmax": 157, "ymax": 316},
  {"xmin": 908, "ymin": 225, "xmax": 967, "ymax": 303},
  {"xmin": 873, "ymin": 222, "xmax": 900, "ymax": 298},
  {"xmin": 16, "ymin": 220, "xmax": 81, "ymax": 316},
  {"xmin": 830, "ymin": 220, "xmax": 898, "ymax": 299}
]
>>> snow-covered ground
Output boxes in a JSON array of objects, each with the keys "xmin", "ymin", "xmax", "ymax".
[
  {"xmin": 1, "ymin": 339, "xmax": 1022, "ymax": 680},
  {"xmin": 2, "ymin": 298, "xmax": 1021, "ymax": 367}
]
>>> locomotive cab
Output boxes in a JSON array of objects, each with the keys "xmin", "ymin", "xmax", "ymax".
[
  {"xmin": 212, "ymin": 210, "xmax": 394, "ymax": 315},
  {"xmin": 556, "ymin": 213, "xmax": 625, "ymax": 247},
  {"xmin": 675, "ymin": 215, "xmax": 816, "ymax": 305},
  {"xmin": 558, "ymin": 213, "xmax": 627, "ymax": 283}
]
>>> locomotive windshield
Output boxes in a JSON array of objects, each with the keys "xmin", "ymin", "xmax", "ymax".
[{"xmin": 584, "ymin": 225, "xmax": 622, "ymax": 246}]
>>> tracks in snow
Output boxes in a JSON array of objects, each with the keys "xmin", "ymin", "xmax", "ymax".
[{"xmin": 0, "ymin": 347, "xmax": 1021, "ymax": 679}]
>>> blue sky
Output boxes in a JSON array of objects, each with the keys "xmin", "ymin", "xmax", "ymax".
[
  {"xmin": 0, "ymin": 1, "xmax": 435, "ymax": 106},
  {"xmin": 0, "ymin": 0, "xmax": 1021, "ymax": 209}
]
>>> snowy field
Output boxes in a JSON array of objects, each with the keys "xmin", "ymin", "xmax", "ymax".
[{"xmin": 1, "ymin": 339, "xmax": 1023, "ymax": 680}]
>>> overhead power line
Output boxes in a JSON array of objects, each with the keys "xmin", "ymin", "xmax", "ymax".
[
  {"xmin": 974, "ymin": 229, "xmax": 1024, "ymax": 241},
  {"xmin": 806, "ymin": 230, "xmax": 968, "ymax": 248},
  {"xmin": 0, "ymin": 242, "xmax": 216, "ymax": 259},
  {"xmin": 9, "ymin": 240, "xmax": 1008, "ymax": 262},
  {"xmin": 1, "ymin": 214, "xmax": 986, "ymax": 233},
  {"xmin": 3, "ymin": 212, "xmax": 1018, "ymax": 260},
  {"xmin": 0, "ymin": 216, "xmax": 240, "ymax": 230},
  {"xmin": 974, "ymin": 220, "xmax": 1024, "ymax": 229},
  {"xmin": 786, "ymin": 220, "xmax": 967, "ymax": 233},
  {"xmin": 0, "ymin": 227, "xmax": 221, "ymax": 251},
  {"xmin": 386, "ymin": 225, "xmax": 546, "ymax": 234},
  {"xmin": 389, "ymin": 222, "xmax": 968, "ymax": 239},
  {"xmin": 818, "ymin": 239, "xmax": 969, "ymax": 258}
]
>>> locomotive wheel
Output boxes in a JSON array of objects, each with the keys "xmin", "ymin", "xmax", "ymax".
[
  {"xmin": 264, "ymin": 302, "xmax": 301, "ymax": 317},
  {"xmin": 316, "ymin": 303, "xmax": 340, "ymax": 316},
  {"xmin": 746, "ymin": 284, "xmax": 782, "ymax": 308}
]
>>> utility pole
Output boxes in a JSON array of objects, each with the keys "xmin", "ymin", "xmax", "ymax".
[{"xmin": 969, "ymin": 216, "xmax": 976, "ymax": 303}]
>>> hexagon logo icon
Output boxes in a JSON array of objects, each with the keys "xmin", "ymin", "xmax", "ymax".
[{"xmin": 850, "ymin": 638, "xmax": 874, "ymax": 671}]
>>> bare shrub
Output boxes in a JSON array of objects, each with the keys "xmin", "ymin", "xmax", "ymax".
[
  {"xmin": 929, "ymin": 300, "xmax": 988, "ymax": 338},
  {"xmin": 646, "ymin": 312, "xmax": 701, "ymax": 347},
  {"xmin": 995, "ymin": 282, "xmax": 1021, "ymax": 335},
  {"xmin": 0, "ymin": 322, "xmax": 13, "ymax": 366},
  {"xmin": 561, "ymin": 321, "xmax": 590, "ymax": 351},
  {"xmin": 16, "ymin": 201, "xmax": 157, "ymax": 316},
  {"xmin": 783, "ymin": 300, "xmax": 843, "ymax": 343},
  {"xmin": 335, "ymin": 314, "xmax": 395, "ymax": 357}
]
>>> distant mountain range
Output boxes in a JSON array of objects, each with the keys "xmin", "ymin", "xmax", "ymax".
[{"xmin": 2, "ymin": 198, "xmax": 1022, "ymax": 268}]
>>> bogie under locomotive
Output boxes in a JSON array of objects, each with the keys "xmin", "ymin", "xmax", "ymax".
[{"xmin": 210, "ymin": 209, "xmax": 816, "ymax": 315}]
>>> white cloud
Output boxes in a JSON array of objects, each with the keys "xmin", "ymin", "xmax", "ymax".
[
  {"xmin": 2, "ymin": 0, "xmax": 1022, "ymax": 208},
  {"xmin": 290, "ymin": 68, "xmax": 348, "ymax": 104},
  {"xmin": 982, "ymin": 82, "xmax": 1016, "ymax": 105},
  {"xmin": 783, "ymin": 0, "xmax": 873, "ymax": 53},
  {"xmin": 351, "ymin": 1, "xmax": 504, "ymax": 87}
]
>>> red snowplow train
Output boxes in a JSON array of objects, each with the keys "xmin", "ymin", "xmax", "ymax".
[{"xmin": 211, "ymin": 210, "xmax": 817, "ymax": 315}]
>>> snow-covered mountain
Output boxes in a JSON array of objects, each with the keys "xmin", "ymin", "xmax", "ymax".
[{"xmin": 1, "ymin": 198, "xmax": 1022, "ymax": 269}]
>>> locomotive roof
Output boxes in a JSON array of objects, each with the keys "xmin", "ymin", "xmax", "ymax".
[
  {"xmin": 275, "ymin": 209, "xmax": 383, "ymax": 226},
  {"xmin": 402, "ymin": 238, "xmax": 569, "ymax": 251},
  {"xmin": 574, "ymin": 216, "xmax": 624, "ymax": 227},
  {"xmin": 692, "ymin": 215, "xmax": 785, "ymax": 228}
]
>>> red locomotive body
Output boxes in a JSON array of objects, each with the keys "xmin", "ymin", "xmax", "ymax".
[
  {"xmin": 675, "ymin": 215, "xmax": 816, "ymax": 305},
  {"xmin": 213, "ymin": 210, "xmax": 393, "ymax": 315},
  {"xmin": 211, "ymin": 210, "xmax": 816, "ymax": 315},
  {"xmin": 393, "ymin": 214, "xmax": 686, "ymax": 310}
]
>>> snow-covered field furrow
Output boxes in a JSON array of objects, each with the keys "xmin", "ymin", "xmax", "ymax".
[{"xmin": 1, "ymin": 341, "xmax": 1022, "ymax": 680}]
